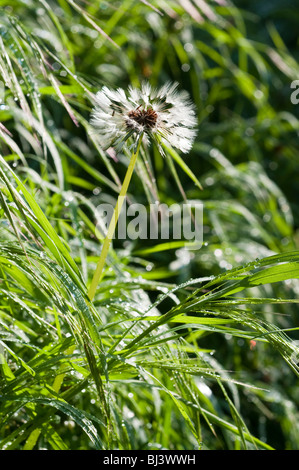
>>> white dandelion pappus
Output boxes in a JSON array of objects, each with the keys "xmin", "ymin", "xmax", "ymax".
[{"xmin": 90, "ymin": 82, "xmax": 197, "ymax": 153}]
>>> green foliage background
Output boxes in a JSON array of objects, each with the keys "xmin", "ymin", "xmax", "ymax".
[{"xmin": 0, "ymin": 0, "xmax": 299, "ymax": 450}]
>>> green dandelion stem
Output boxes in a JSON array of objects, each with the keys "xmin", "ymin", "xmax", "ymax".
[{"xmin": 88, "ymin": 134, "xmax": 143, "ymax": 301}]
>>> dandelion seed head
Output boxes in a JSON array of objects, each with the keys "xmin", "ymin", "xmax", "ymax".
[
  {"xmin": 126, "ymin": 107, "xmax": 158, "ymax": 130},
  {"xmin": 90, "ymin": 82, "xmax": 197, "ymax": 153}
]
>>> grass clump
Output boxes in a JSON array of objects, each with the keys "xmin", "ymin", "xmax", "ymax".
[{"xmin": 0, "ymin": 0, "xmax": 299, "ymax": 450}]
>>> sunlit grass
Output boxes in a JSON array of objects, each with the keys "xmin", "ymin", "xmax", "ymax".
[{"xmin": 0, "ymin": 0, "xmax": 299, "ymax": 450}]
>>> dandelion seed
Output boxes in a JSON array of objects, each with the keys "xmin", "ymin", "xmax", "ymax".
[{"xmin": 90, "ymin": 81, "xmax": 197, "ymax": 153}]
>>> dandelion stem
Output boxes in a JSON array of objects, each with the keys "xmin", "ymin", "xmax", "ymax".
[{"xmin": 88, "ymin": 135, "xmax": 143, "ymax": 301}]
